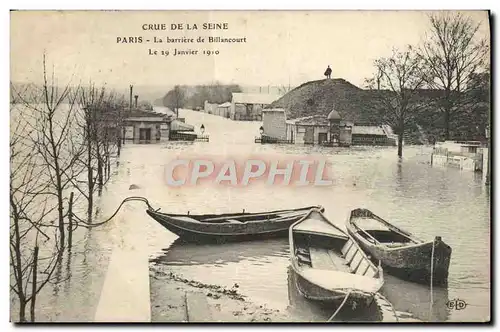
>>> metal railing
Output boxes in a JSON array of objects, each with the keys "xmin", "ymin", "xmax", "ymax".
[{"xmin": 255, "ymin": 135, "xmax": 293, "ymax": 144}]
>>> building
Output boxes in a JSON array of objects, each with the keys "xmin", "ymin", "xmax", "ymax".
[
  {"xmin": 202, "ymin": 101, "xmax": 233, "ymax": 119},
  {"xmin": 203, "ymin": 101, "xmax": 216, "ymax": 114},
  {"xmin": 339, "ymin": 120, "xmax": 354, "ymax": 146},
  {"xmin": 262, "ymin": 109, "xmax": 287, "ymax": 141},
  {"xmin": 121, "ymin": 109, "xmax": 195, "ymax": 143},
  {"xmin": 431, "ymin": 140, "xmax": 485, "ymax": 172},
  {"xmin": 351, "ymin": 125, "xmax": 396, "ymax": 146},
  {"xmin": 261, "ymin": 107, "xmax": 396, "ymax": 146},
  {"xmin": 121, "ymin": 109, "xmax": 171, "ymax": 143},
  {"xmin": 169, "ymin": 118, "xmax": 197, "ymax": 141},
  {"xmin": 231, "ymin": 93, "xmax": 281, "ymax": 121},
  {"xmin": 216, "ymin": 102, "xmax": 232, "ymax": 118},
  {"xmin": 286, "ymin": 115, "xmax": 330, "ymax": 144},
  {"xmin": 203, "ymin": 100, "xmax": 218, "ymax": 114}
]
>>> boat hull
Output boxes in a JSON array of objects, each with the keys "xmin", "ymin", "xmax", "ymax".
[
  {"xmin": 147, "ymin": 209, "xmax": 307, "ymax": 243},
  {"xmin": 294, "ymin": 271, "xmax": 376, "ymax": 308},
  {"xmin": 346, "ymin": 225, "xmax": 451, "ymax": 285}
]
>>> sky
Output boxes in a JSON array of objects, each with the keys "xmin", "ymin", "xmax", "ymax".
[{"xmin": 10, "ymin": 10, "xmax": 490, "ymax": 90}]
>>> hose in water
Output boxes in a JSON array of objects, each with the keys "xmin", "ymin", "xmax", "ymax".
[
  {"xmin": 327, "ymin": 290, "xmax": 352, "ymax": 322},
  {"xmin": 71, "ymin": 196, "xmax": 157, "ymax": 228}
]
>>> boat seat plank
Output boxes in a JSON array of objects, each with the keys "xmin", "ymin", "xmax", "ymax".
[
  {"xmin": 349, "ymin": 252, "xmax": 364, "ymax": 273},
  {"xmin": 309, "ymin": 247, "xmax": 350, "ymax": 273},
  {"xmin": 364, "ymin": 266, "xmax": 377, "ymax": 278},
  {"xmin": 327, "ymin": 250, "xmax": 351, "ymax": 273},
  {"xmin": 297, "ymin": 253, "xmax": 311, "ymax": 265},
  {"xmin": 345, "ymin": 246, "xmax": 358, "ymax": 264},
  {"xmin": 341, "ymin": 240, "xmax": 353, "ymax": 256},
  {"xmin": 355, "ymin": 259, "xmax": 370, "ymax": 275}
]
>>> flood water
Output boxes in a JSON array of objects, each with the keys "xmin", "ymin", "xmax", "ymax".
[{"xmin": 23, "ymin": 108, "xmax": 490, "ymax": 322}]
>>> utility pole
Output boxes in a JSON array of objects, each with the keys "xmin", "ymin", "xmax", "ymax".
[{"xmin": 129, "ymin": 85, "xmax": 133, "ymax": 110}]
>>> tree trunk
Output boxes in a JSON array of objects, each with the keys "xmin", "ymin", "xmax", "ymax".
[
  {"xmin": 49, "ymin": 117, "xmax": 66, "ymax": 252},
  {"xmin": 19, "ymin": 298, "xmax": 27, "ymax": 322},
  {"xmin": 397, "ymin": 116, "xmax": 405, "ymax": 158},
  {"xmin": 444, "ymin": 107, "xmax": 450, "ymax": 140},
  {"xmin": 107, "ymin": 157, "xmax": 111, "ymax": 181},
  {"xmin": 117, "ymin": 134, "xmax": 121, "ymax": 156},
  {"xmin": 398, "ymin": 133, "xmax": 403, "ymax": 158},
  {"xmin": 97, "ymin": 154, "xmax": 103, "ymax": 196},
  {"xmin": 87, "ymin": 158, "xmax": 93, "ymax": 223},
  {"xmin": 68, "ymin": 192, "xmax": 74, "ymax": 247},
  {"xmin": 30, "ymin": 246, "xmax": 39, "ymax": 322}
]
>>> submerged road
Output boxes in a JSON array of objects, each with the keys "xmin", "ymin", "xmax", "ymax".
[{"xmin": 26, "ymin": 109, "xmax": 490, "ymax": 322}]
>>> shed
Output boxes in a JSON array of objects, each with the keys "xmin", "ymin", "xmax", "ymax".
[{"xmin": 231, "ymin": 93, "xmax": 281, "ymax": 121}]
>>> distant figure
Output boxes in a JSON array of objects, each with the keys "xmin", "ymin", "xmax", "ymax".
[{"xmin": 324, "ymin": 65, "xmax": 332, "ymax": 79}]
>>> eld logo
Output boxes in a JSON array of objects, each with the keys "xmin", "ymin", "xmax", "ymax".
[{"xmin": 446, "ymin": 299, "xmax": 467, "ymax": 310}]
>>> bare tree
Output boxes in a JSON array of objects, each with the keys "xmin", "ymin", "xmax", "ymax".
[
  {"xmin": 74, "ymin": 84, "xmax": 124, "ymax": 223},
  {"xmin": 367, "ymin": 46, "xmax": 427, "ymax": 157},
  {"xmin": 10, "ymin": 55, "xmax": 125, "ymax": 322},
  {"xmin": 420, "ymin": 12, "xmax": 489, "ymax": 140},
  {"xmin": 13, "ymin": 54, "xmax": 84, "ymax": 250},
  {"xmin": 10, "ymin": 111, "xmax": 62, "ymax": 322},
  {"xmin": 163, "ymin": 85, "xmax": 186, "ymax": 117}
]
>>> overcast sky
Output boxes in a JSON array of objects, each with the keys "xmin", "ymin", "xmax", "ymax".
[{"xmin": 10, "ymin": 10, "xmax": 490, "ymax": 90}]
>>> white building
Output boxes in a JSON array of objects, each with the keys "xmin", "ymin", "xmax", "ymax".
[
  {"xmin": 262, "ymin": 109, "xmax": 287, "ymax": 140},
  {"xmin": 431, "ymin": 140, "xmax": 485, "ymax": 172},
  {"xmin": 231, "ymin": 93, "xmax": 281, "ymax": 121}
]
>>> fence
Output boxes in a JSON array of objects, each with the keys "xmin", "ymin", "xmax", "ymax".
[
  {"xmin": 169, "ymin": 132, "xmax": 209, "ymax": 142},
  {"xmin": 255, "ymin": 135, "xmax": 293, "ymax": 144}
]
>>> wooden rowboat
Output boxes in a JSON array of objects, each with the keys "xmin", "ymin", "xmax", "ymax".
[
  {"xmin": 345, "ymin": 208, "xmax": 452, "ymax": 285},
  {"xmin": 146, "ymin": 205, "xmax": 324, "ymax": 243},
  {"xmin": 289, "ymin": 208, "xmax": 384, "ymax": 308}
]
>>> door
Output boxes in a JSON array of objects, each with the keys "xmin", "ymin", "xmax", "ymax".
[
  {"xmin": 318, "ymin": 132, "xmax": 328, "ymax": 145},
  {"xmin": 139, "ymin": 128, "xmax": 151, "ymax": 143},
  {"xmin": 304, "ymin": 127, "xmax": 314, "ymax": 144}
]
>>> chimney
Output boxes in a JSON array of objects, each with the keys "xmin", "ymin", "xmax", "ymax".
[
  {"xmin": 134, "ymin": 95, "xmax": 139, "ymax": 108},
  {"xmin": 129, "ymin": 85, "xmax": 133, "ymax": 110}
]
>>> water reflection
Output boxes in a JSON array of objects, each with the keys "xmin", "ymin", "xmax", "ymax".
[
  {"xmin": 152, "ymin": 237, "xmax": 289, "ymax": 266},
  {"xmin": 381, "ymin": 274, "xmax": 450, "ymax": 322}
]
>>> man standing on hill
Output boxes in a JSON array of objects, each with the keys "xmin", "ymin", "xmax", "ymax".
[{"xmin": 324, "ymin": 65, "xmax": 332, "ymax": 79}]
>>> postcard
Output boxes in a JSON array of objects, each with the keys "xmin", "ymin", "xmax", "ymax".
[{"xmin": 9, "ymin": 10, "xmax": 491, "ymax": 323}]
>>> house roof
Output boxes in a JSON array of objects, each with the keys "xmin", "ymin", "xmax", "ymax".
[
  {"xmin": 286, "ymin": 115, "xmax": 329, "ymax": 126},
  {"xmin": 232, "ymin": 93, "xmax": 281, "ymax": 105},
  {"xmin": 352, "ymin": 125, "xmax": 386, "ymax": 136},
  {"xmin": 340, "ymin": 120, "xmax": 354, "ymax": 127},
  {"xmin": 123, "ymin": 109, "xmax": 171, "ymax": 119},
  {"xmin": 219, "ymin": 102, "xmax": 232, "ymax": 108},
  {"xmin": 262, "ymin": 108, "xmax": 286, "ymax": 113},
  {"xmin": 327, "ymin": 108, "xmax": 341, "ymax": 120},
  {"xmin": 170, "ymin": 119, "xmax": 195, "ymax": 132}
]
